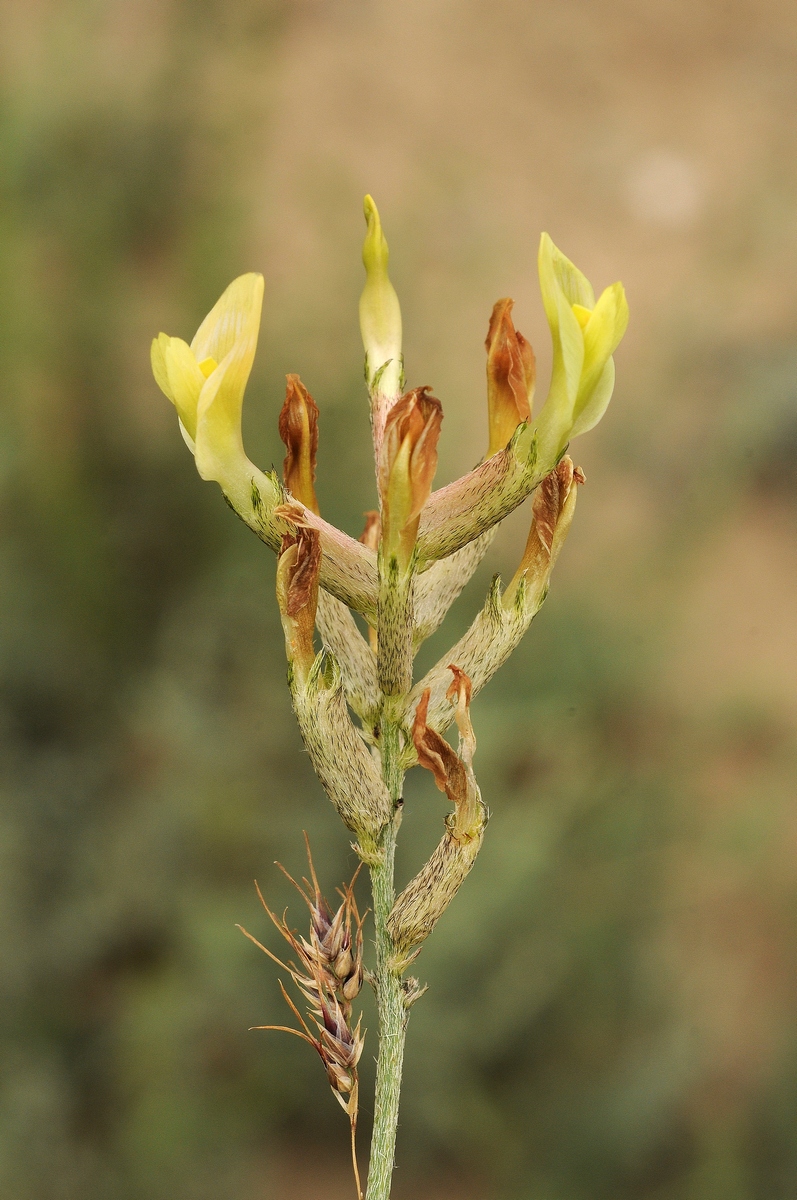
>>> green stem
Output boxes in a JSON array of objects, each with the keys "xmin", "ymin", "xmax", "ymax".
[{"xmin": 366, "ymin": 720, "xmax": 408, "ymax": 1200}]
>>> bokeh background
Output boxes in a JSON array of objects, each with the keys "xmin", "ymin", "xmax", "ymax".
[{"xmin": 2, "ymin": 1, "xmax": 797, "ymax": 1197}]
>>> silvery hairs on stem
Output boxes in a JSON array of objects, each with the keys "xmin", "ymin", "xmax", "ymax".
[{"xmin": 151, "ymin": 194, "xmax": 628, "ymax": 1200}]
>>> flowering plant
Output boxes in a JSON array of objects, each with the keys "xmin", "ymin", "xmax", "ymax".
[{"xmin": 151, "ymin": 198, "xmax": 627, "ymax": 1200}]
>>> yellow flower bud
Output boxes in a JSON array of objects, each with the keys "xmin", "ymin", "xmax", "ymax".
[
  {"xmin": 359, "ymin": 195, "xmax": 403, "ymax": 454},
  {"xmin": 535, "ymin": 233, "xmax": 628, "ymax": 462},
  {"xmin": 485, "ymin": 298, "xmax": 535, "ymax": 458}
]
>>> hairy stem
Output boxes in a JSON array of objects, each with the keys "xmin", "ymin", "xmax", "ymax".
[{"xmin": 366, "ymin": 720, "xmax": 407, "ymax": 1200}]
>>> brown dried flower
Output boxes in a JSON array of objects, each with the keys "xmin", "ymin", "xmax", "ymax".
[
  {"xmin": 485, "ymin": 298, "xmax": 535, "ymax": 457},
  {"xmin": 378, "ymin": 386, "xmax": 443, "ymax": 571},
  {"xmin": 503, "ymin": 456, "xmax": 584, "ymax": 609},
  {"xmin": 279, "ymin": 374, "xmax": 320, "ymax": 513},
  {"xmin": 275, "ymin": 525, "xmax": 321, "ymax": 679}
]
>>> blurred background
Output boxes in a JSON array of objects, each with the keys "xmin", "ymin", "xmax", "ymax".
[{"xmin": 1, "ymin": 1, "xmax": 796, "ymax": 1197}]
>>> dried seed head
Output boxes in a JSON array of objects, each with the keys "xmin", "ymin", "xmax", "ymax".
[
  {"xmin": 239, "ymin": 842, "xmax": 366, "ymax": 1124},
  {"xmin": 379, "ymin": 386, "xmax": 443, "ymax": 572},
  {"xmin": 279, "ymin": 374, "xmax": 320, "ymax": 514},
  {"xmin": 485, "ymin": 298, "xmax": 535, "ymax": 457}
]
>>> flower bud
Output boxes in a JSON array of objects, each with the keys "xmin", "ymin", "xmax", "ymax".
[
  {"xmin": 359, "ymin": 195, "xmax": 403, "ymax": 454},
  {"xmin": 378, "ymin": 386, "xmax": 443, "ymax": 572},
  {"xmin": 535, "ymin": 233, "xmax": 628, "ymax": 462},
  {"xmin": 278, "ymin": 374, "xmax": 320, "ymax": 514},
  {"xmin": 485, "ymin": 298, "xmax": 535, "ymax": 457},
  {"xmin": 276, "ymin": 526, "xmax": 321, "ymax": 683}
]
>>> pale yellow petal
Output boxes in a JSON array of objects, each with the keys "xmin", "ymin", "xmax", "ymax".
[
  {"xmin": 150, "ymin": 333, "xmax": 174, "ymax": 402},
  {"xmin": 571, "ymin": 357, "xmax": 615, "ymax": 438},
  {"xmin": 190, "ymin": 273, "xmax": 264, "ymax": 364},
  {"xmin": 574, "ymin": 282, "xmax": 628, "ymax": 427},
  {"xmin": 539, "ymin": 232, "xmax": 595, "ymax": 312},
  {"xmin": 163, "ymin": 337, "xmax": 205, "ymax": 442},
  {"xmin": 193, "ymin": 312, "xmax": 260, "ymax": 486},
  {"xmin": 178, "ymin": 417, "xmax": 196, "ymax": 455},
  {"xmin": 555, "ymin": 285, "xmax": 586, "ymax": 403}
]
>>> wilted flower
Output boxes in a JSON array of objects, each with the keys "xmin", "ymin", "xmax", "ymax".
[
  {"xmin": 279, "ymin": 374, "xmax": 320, "ymax": 514},
  {"xmin": 485, "ymin": 298, "xmax": 536, "ymax": 457},
  {"xmin": 388, "ymin": 667, "xmax": 486, "ymax": 968},
  {"xmin": 275, "ymin": 525, "xmax": 321, "ymax": 682},
  {"xmin": 503, "ymin": 456, "xmax": 584, "ymax": 610},
  {"xmin": 378, "ymin": 386, "xmax": 443, "ymax": 572}
]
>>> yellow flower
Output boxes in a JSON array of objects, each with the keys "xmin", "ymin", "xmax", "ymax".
[
  {"xmin": 535, "ymin": 233, "xmax": 628, "ymax": 460},
  {"xmin": 150, "ymin": 272, "xmax": 264, "ymax": 485}
]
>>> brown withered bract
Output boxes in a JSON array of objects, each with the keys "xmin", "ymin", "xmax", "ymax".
[
  {"xmin": 412, "ymin": 688, "xmax": 467, "ymax": 806},
  {"xmin": 359, "ymin": 510, "xmax": 381, "ymax": 551},
  {"xmin": 446, "ymin": 664, "xmax": 472, "ymax": 711},
  {"xmin": 279, "ymin": 527, "xmax": 322, "ymax": 619},
  {"xmin": 524, "ymin": 456, "xmax": 584, "ymax": 565},
  {"xmin": 275, "ymin": 526, "xmax": 321, "ymax": 678},
  {"xmin": 486, "ymin": 298, "xmax": 535, "ymax": 457},
  {"xmin": 388, "ymin": 666, "xmax": 486, "ymax": 968},
  {"xmin": 378, "ymin": 386, "xmax": 443, "ymax": 567},
  {"xmin": 412, "ymin": 667, "xmax": 481, "ymax": 841},
  {"xmin": 279, "ymin": 374, "xmax": 320, "ymax": 513}
]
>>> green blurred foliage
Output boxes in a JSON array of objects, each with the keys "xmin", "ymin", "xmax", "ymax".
[{"xmin": 1, "ymin": 2, "xmax": 797, "ymax": 1199}]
